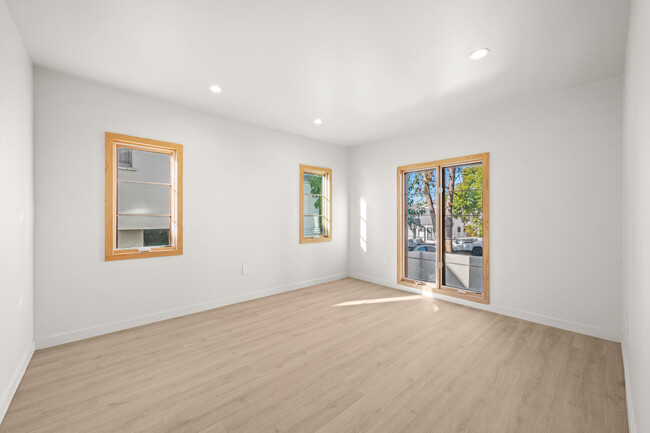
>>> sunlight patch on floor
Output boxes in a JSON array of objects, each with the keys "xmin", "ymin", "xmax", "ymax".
[{"xmin": 333, "ymin": 295, "xmax": 422, "ymax": 306}]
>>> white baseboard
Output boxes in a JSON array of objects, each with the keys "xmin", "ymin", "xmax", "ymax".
[
  {"xmin": 621, "ymin": 340, "xmax": 636, "ymax": 433},
  {"xmin": 36, "ymin": 273, "xmax": 348, "ymax": 349},
  {"xmin": 349, "ymin": 273, "xmax": 621, "ymax": 342},
  {"xmin": 0, "ymin": 341, "xmax": 35, "ymax": 425}
]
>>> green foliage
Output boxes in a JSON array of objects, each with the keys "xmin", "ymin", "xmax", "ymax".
[
  {"xmin": 451, "ymin": 165, "xmax": 483, "ymax": 237},
  {"xmin": 405, "ymin": 171, "xmax": 435, "ymax": 228},
  {"xmin": 307, "ymin": 174, "xmax": 323, "ymax": 214},
  {"xmin": 404, "ymin": 165, "xmax": 483, "ymax": 239}
]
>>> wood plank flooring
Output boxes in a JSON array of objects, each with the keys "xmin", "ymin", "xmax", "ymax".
[{"xmin": 0, "ymin": 278, "xmax": 628, "ymax": 432}]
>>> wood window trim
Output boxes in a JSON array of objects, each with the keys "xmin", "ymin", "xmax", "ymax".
[
  {"xmin": 396, "ymin": 152, "xmax": 489, "ymax": 304},
  {"xmin": 300, "ymin": 164, "xmax": 332, "ymax": 244},
  {"xmin": 105, "ymin": 132, "xmax": 183, "ymax": 261}
]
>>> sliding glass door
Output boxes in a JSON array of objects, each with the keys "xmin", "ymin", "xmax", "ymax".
[{"xmin": 397, "ymin": 153, "xmax": 489, "ymax": 304}]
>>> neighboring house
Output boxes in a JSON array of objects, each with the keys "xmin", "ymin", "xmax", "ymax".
[
  {"xmin": 409, "ymin": 205, "xmax": 470, "ymax": 243},
  {"xmin": 117, "ymin": 148, "xmax": 172, "ymax": 248}
]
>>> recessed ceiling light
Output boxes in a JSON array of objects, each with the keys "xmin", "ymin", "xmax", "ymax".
[
  {"xmin": 469, "ymin": 48, "xmax": 490, "ymax": 60},
  {"xmin": 314, "ymin": 118, "xmax": 323, "ymax": 125},
  {"xmin": 209, "ymin": 84, "xmax": 222, "ymax": 94}
]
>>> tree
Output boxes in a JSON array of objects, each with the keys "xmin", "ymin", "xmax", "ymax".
[
  {"xmin": 404, "ymin": 166, "xmax": 482, "ymax": 251},
  {"xmin": 406, "ymin": 171, "xmax": 436, "ymax": 240},
  {"xmin": 454, "ymin": 165, "xmax": 483, "ymax": 237},
  {"xmin": 306, "ymin": 175, "xmax": 324, "ymax": 235},
  {"xmin": 307, "ymin": 175, "xmax": 323, "ymax": 214},
  {"xmin": 445, "ymin": 165, "xmax": 483, "ymax": 252},
  {"xmin": 444, "ymin": 167, "xmax": 456, "ymax": 253}
]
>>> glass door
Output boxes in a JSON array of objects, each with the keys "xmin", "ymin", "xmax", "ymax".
[{"xmin": 397, "ymin": 153, "xmax": 489, "ymax": 303}]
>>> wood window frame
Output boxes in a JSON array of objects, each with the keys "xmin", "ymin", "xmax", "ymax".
[
  {"xmin": 397, "ymin": 153, "xmax": 489, "ymax": 304},
  {"xmin": 300, "ymin": 165, "xmax": 332, "ymax": 244},
  {"xmin": 105, "ymin": 132, "xmax": 183, "ymax": 261}
]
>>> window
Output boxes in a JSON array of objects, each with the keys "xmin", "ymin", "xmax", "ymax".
[
  {"xmin": 117, "ymin": 148, "xmax": 133, "ymax": 169},
  {"xmin": 397, "ymin": 153, "xmax": 489, "ymax": 303},
  {"xmin": 105, "ymin": 132, "xmax": 183, "ymax": 260},
  {"xmin": 300, "ymin": 165, "xmax": 332, "ymax": 243}
]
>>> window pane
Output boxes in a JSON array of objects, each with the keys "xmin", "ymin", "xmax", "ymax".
[
  {"xmin": 445, "ymin": 215, "xmax": 483, "ymax": 240},
  {"xmin": 407, "ymin": 207, "xmax": 435, "ymax": 227},
  {"xmin": 304, "ymin": 194, "xmax": 325, "ymax": 216},
  {"xmin": 144, "ymin": 229, "xmax": 170, "ymax": 247},
  {"xmin": 404, "ymin": 168, "xmax": 437, "ymax": 283},
  {"xmin": 117, "ymin": 182, "xmax": 170, "ymax": 215},
  {"xmin": 117, "ymin": 148, "xmax": 133, "ymax": 169},
  {"xmin": 444, "ymin": 190, "xmax": 483, "ymax": 216},
  {"xmin": 443, "ymin": 163, "xmax": 483, "ymax": 190},
  {"xmin": 303, "ymin": 216, "xmax": 326, "ymax": 237},
  {"xmin": 406, "ymin": 253, "xmax": 436, "ymax": 283},
  {"xmin": 117, "ymin": 148, "xmax": 171, "ymax": 184},
  {"xmin": 303, "ymin": 173, "xmax": 324, "ymax": 195},
  {"xmin": 117, "ymin": 215, "xmax": 170, "ymax": 230},
  {"xmin": 444, "ymin": 254, "xmax": 483, "ymax": 292},
  {"xmin": 300, "ymin": 167, "xmax": 331, "ymax": 243},
  {"xmin": 117, "ymin": 218, "xmax": 171, "ymax": 249},
  {"xmin": 442, "ymin": 162, "xmax": 483, "ymax": 293},
  {"xmin": 406, "ymin": 259, "xmax": 436, "ymax": 283}
]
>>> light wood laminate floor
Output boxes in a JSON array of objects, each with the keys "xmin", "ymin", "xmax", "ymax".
[{"xmin": 1, "ymin": 278, "xmax": 628, "ymax": 433}]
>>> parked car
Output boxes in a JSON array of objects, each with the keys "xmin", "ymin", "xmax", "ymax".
[
  {"xmin": 413, "ymin": 244, "xmax": 436, "ymax": 253},
  {"xmin": 452, "ymin": 237, "xmax": 483, "ymax": 256}
]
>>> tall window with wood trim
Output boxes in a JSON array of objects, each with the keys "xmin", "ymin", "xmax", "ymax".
[
  {"xmin": 397, "ymin": 153, "xmax": 489, "ymax": 303},
  {"xmin": 105, "ymin": 132, "xmax": 183, "ymax": 261},
  {"xmin": 300, "ymin": 165, "xmax": 332, "ymax": 243}
]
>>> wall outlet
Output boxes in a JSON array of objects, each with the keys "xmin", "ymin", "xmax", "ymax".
[
  {"xmin": 383, "ymin": 256, "xmax": 388, "ymax": 265},
  {"xmin": 241, "ymin": 264, "xmax": 250, "ymax": 276}
]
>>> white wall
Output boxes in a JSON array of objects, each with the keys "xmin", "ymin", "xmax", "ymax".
[
  {"xmin": 622, "ymin": 0, "xmax": 650, "ymax": 431},
  {"xmin": 0, "ymin": 0, "xmax": 34, "ymax": 423},
  {"xmin": 348, "ymin": 76, "xmax": 623, "ymax": 341},
  {"xmin": 33, "ymin": 68, "xmax": 349, "ymax": 348}
]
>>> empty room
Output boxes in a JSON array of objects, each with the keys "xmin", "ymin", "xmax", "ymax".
[{"xmin": 1, "ymin": 0, "xmax": 648, "ymax": 432}]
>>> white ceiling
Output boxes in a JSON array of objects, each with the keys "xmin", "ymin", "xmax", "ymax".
[{"xmin": 7, "ymin": 0, "xmax": 630, "ymax": 145}]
